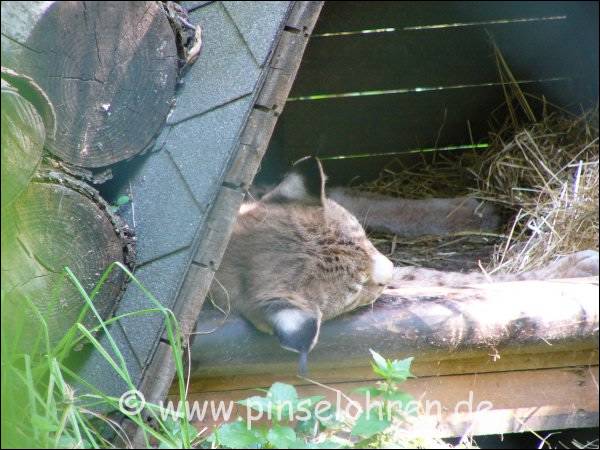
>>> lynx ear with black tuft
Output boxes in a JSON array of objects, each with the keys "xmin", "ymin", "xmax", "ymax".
[
  {"xmin": 262, "ymin": 299, "xmax": 322, "ymax": 375},
  {"xmin": 261, "ymin": 156, "xmax": 327, "ymax": 206}
]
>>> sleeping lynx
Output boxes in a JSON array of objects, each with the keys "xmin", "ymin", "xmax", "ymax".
[{"xmin": 210, "ymin": 157, "xmax": 599, "ymax": 374}]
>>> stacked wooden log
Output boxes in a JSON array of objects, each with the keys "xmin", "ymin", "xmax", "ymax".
[{"xmin": 0, "ymin": 1, "xmax": 185, "ymax": 348}]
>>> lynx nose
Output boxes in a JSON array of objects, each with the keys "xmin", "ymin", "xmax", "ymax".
[{"xmin": 372, "ymin": 253, "xmax": 393, "ymax": 286}]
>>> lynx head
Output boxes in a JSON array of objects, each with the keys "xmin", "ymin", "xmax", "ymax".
[{"xmin": 216, "ymin": 157, "xmax": 393, "ymax": 374}]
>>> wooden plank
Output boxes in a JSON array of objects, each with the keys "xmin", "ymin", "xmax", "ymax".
[
  {"xmin": 279, "ymin": 86, "xmax": 495, "ymax": 158},
  {"xmin": 268, "ymin": 79, "xmax": 576, "ymax": 185},
  {"xmin": 292, "ymin": 20, "xmax": 580, "ymax": 97},
  {"xmin": 179, "ymin": 366, "xmax": 599, "ymax": 437},
  {"xmin": 184, "ymin": 346, "xmax": 598, "ymax": 394},
  {"xmin": 313, "ymin": 1, "xmax": 577, "ymax": 35}
]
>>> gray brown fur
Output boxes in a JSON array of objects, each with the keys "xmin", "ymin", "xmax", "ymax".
[{"xmin": 329, "ymin": 187, "xmax": 501, "ymax": 237}]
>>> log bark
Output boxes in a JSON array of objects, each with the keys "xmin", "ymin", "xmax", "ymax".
[
  {"xmin": 1, "ymin": 1, "xmax": 178, "ymax": 168},
  {"xmin": 1, "ymin": 77, "xmax": 45, "ymax": 209},
  {"xmin": 1, "ymin": 170, "xmax": 135, "ymax": 349}
]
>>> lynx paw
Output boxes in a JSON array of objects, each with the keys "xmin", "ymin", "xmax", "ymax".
[{"xmin": 539, "ymin": 250, "xmax": 599, "ymax": 278}]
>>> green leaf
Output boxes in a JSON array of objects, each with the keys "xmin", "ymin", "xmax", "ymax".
[
  {"xmin": 158, "ymin": 437, "xmax": 182, "ymax": 449},
  {"xmin": 369, "ymin": 349, "xmax": 389, "ymax": 372},
  {"xmin": 269, "ymin": 382, "xmax": 298, "ymax": 404},
  {"xmin": 370, "ymin": 362, "xmax": 390, "ymax": 379},
  {"xmin": 31, "ymin": 414, "xmax": 58, "ymax": 433},
  {"xmin": 385, "ymin": 391, "xmax": 417, "ymax": 415},
  {"xmin": 353, "ymin": 386, "xmax": 383, "ymax": 398},
  {"xmin": 295, "ymin": 413, "xmax": 318, "ymax": 437},
  {"xmin": 269, "ymin": 383, "xmax": 299, "ymax": 419},
  {"xmin": 267, "ymin": 424, "xmax": 296, "ymax": 449},
  {"xmin": 385, "ymin": 390, "xmax": 414, "ymax": 404},
  {"xmin": 167, "ymin": 419, "xmax": 200, "ymax": 443},
  {"xmin": 313, "ymin": 440, "xmax": 347, "ymax": 449},
  {"xmin": 116, "ymin": 194, "xmax": 130, "ymax": 206},
  {"xmin": 56, "ymin": 435, "xmax": 91, "ymax": 448},
  {"xmin": 291, "ymin": 439, "xmax": 346, "ymax": 449},
  {"xmin": 351, "ymin": 408, "xmax": 391, "ymax": 439},
  {"xmin": 216, "ymin": 421, "xmax": 265, "ymax": 449},
  {"xmin": 315, "ymin": 404, "xmax": 344, "ymax": 430},
  {"xmin": 295, "ymin": 395, "xmax": 326, "ymax": 436},
  {"xmin": 389, "ymin": 357, "xmax": 414, "ymax": 381}
]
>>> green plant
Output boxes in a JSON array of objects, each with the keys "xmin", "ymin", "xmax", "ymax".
[
  {"xmin": 2, "ymin": 261, "xmax": 478, "ymax": 449},
  {"xmin": 1, "ymin": 262, "xmax": 198, "ymax": 449},
  {"xmin": 349, "ymin": 350, "xmax": 416, "ymax": 446},
  {"xmin": 208, "ymin": 350, "xmax": 421, "ymax": 449},
  {"xmin": 209, "ymin": 382, "xmax": 327, "ymax": 449}
]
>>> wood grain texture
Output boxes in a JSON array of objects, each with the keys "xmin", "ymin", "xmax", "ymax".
[
  {"xmin": 1, "ymin": 171, "xmax": 134, "ymax": 348},
  {"xmin": 189, "ymin": 277, "xmax": 598, "ymax": 386},
  {"xmin": 1, "ymin": 79, "xmax": 45, "ymax": 209},
  {"xmin": 180, "ymin": 366, "xmax": 599, "ymax": 437},
  {"xmin": 1, "ymin": 1, "xmax": 178, "ymax": 168}
]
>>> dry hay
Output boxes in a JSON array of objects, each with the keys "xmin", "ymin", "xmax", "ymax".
[
  {"xmin": 357, "ymin": 102, "xmax": 598, "ymax": 275},
  {"xmin": 360, "ymin": 37, "xmax": 599, "ymax": 274},
  {"xmin": 474, "ymin": 104, "xmax": 598, "ymax": 274}
]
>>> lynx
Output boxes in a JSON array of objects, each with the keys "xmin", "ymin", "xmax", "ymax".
[{"xmin": 210, "ymin": 157, "xmax": 599, "ymax": 374}]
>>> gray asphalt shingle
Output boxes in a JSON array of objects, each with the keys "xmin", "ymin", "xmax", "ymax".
[
  {"xmin": 223, "ymin": 1, "xmax": 291, "ymax": 67},
  {"xmin": 126, "ymin": 151, "xmax": 201, "ymax": 265},
  {"xmin": 115, "ymin": 248, "xmax": 193, "ymax": 367},
  {"xmin": 76, "ymin": 322, "xmax": 143, "ymax": 400},
  {"xmin": 165, "ymin": 94, "xmax": 253, "ymax": 208},
  {"xmin": 167, "ymin": 2, "xmax": 260, "ymax": 124}
]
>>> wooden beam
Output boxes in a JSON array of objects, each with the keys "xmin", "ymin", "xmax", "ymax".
[
  {"xmin": 178, "ymin": 366, "xmax": 599, "ymax": 438},
  {"xmin": 189, "ymin": 277, "xmax": 599, "ymax": 390}
]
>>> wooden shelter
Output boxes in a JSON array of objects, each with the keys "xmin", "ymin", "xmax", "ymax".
[
  {"xmin": 185, "ymin": 1, "xmax": 599, "ymax": 438},
  {"xmin": 1, "ymin": 0, "xmax": 597, "ymax": 442}
]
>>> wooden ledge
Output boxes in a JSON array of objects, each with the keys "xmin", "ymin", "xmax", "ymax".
[
  {"xmin": 188, "ymin": 277, "xmax": 599, "ymax": 392},
  {"xmin": 179, "ymin": 366, "xmax": 599, "ymax": 437}
]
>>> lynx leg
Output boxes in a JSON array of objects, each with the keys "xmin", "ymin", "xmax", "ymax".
[{"xmin": 328, "ymin": 188, "xmax": 501, "ymax": 237}]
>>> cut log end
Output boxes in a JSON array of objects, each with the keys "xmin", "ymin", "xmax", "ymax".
[
  {"xmin": 1, "ymin": 171, "xmax": 135, "ymax": 349},
  {"xmin": 1, "ymin": 1, "xmax": 179, "ymax": 168},
  {"xmin": 1, "ymin": 79, "xmax": 45, "ymax": 209}
]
